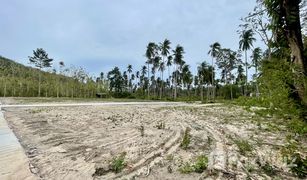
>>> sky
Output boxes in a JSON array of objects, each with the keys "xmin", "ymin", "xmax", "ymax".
[{"xmin": 0, "ymin": 0, "xmax": 264, "ymax": 79}]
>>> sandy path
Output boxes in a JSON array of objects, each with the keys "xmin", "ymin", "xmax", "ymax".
[{"xmin": 0, "ymin": 109, "xmax": 36, "ymax": 180}]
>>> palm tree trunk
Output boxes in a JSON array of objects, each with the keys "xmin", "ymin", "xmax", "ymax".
[
  {"xmin": 255, "ymin": 66, "xmax": 259, "ymax": 97},
  {"xmin": 174, "ymin": 65, "xmax": 177, "ymax": 100},
  {"xmin": 147, "ymin": 63, "xmax": 150, "ymax": 99},
  {"xmin": 160, "ymin": 71, "xmax": 163, "ymax": 99},
  {"xmin": 245, "ymin": 50, "xmax": 248, "ymax": 96},
  {"xmin": 230, "ymin": 82, "xmax": 233, "ymax": 100},
  {"xmin": 200, "ymin": 84, "xmax": 203, "ymax": 102}
]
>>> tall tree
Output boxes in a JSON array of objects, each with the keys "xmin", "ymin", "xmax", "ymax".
[
  {"xmin": 263, "ymin": 0, "xmax": 307, "ymax": 105},
  {"xmin": 251, "ymin": 47, "xmax": 262, "ymax": 96},
  {"xmin": 127, "ymin": 64, "xmax": 133, "ymax": 92},
  {"xmin": 216, "ymin": 48, "xmax": 240, "ymax": 99},
  {"xmin": 107, "ymin": 67, "xmax": 124, "ymax": 93},
  {"xmin": 28, "ymin": 48, "xmax": 53, "ymax": 97},
  {"xmin": 145, "ymin": 42, "xmax": 157, "ymax": 98},
  {"xmin": 239, "ymin": 29, "xmax": 256, "ymax": 95},
  {"xmin": 173, "ymin": 45, "xmax": 185, "ymax": 99},
  {"xmin": 197, "ymin": 62, "xmax": 214, "ymax": 101},
  {"xmin": 208, "ymin": 42, "xmax": 221, "ymax": 101},
  {"xmin": 159, "ymin": 39, "xmax": 171, "ymax": 98}
]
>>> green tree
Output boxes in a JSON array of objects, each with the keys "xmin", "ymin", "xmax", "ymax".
[
  {"xmin": 28, "ymin": 48, "xmax": 53, "ymax": 97},
  {"xmin": 208, "ymin": 42, "xmax": 221, "ymax": 101},
  {"xmin": 182, "ymin": 64, "xmax": 193, "ymax": 97},
  {"xmin": 173, "ymin": 45, "xmax": 185, "ymax": 99},
  {"xmin": 145, "ymin": 42, "xmax": 158, "ymax": 98},
  {"xmin": 197, "ymin": 62, "xmax": 214, "ymax": 101},
  {"xmin": 251, "ymin": 47, "xmax": 262, "ymax": 96},
  {"xmin": 262, "ymin": 0, "xmax": 307, "ymax": 105},
  {"xmin": 239, "ymin": 29, "xmax": 256, "ymax": 95},
  {"xmin": 127, "ymin": 64, "xmax": 133, "ymax": 92},
  {"xmin": 159, "ymin": 39, "xmax": 171, "ymax": 98},
  {"xmin": 107, "ymin": 67, "xmax": 124, "ymax": 93}
]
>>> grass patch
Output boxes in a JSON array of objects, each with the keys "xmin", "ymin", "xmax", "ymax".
[
  {"xmin": 110, "ymin": 152, "xmax": 126, "ymax": 173},
  {"xmin": 233, "ymin": 139, "xmax": 253, "ymax": 156},
  {"xmin": 179, "ymin": 155, "xmax": 208, "ymax": 174},
  {"xmin": 180, "ymin": 127, "xmax": 191, "ymax": 150},
  {"xmin": 179, "ymin": 162, "xmax": 194, "ymax": 174}
]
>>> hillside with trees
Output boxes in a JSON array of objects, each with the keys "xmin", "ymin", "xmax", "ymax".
[{"xmin": 0, "ymin": 55, "xmax": 100, "ymax": 98}]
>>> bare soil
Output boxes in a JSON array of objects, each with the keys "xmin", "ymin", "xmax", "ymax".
[{"xmin": 3, "ymin": 103, "xmax": 305, "ymax": 179}]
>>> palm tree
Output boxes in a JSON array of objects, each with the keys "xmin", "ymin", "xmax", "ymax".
[
  {"xmin": 158, "ymin": 61, "xmax": 165, "ymax": 99},
  {"xmin": 141, "ymin": 65, "xmax": 147, "ymax": 94},
  {"xmin": 136, "ymin": 71, "xmax": 140, "ymax": 88},
  {"xmin": 197, "ymin": 62, "xmax": 212, "ymax": 101},
  {"xmin": 166, "ymin": 55, "xmax": 173, "ymax": 95},
  {"xmin": 182, "ymin": 64, "xmax": 193, "ymax": 97},
  {"xmin": 251, "ymin": 47, "xmax": 262, "ymax": 96},
  {"xmin": 127, "ymin": 64, "xmax": 132, "ymax": 92},
  {"xmin": 208, "ymin": 42, "xmax": 221, "ymax": 84},
  {"xmin": 145, "ymin": 42, "xmax": 157, "ymax": 98},
  {"xmin": 239, "ymin": 29, "xmax": 256, "ymax": 96},
  {"xmin": 173, "ymin": 45, "xmax": 184, "ymax": 99},
  {"xmin": 208, "ymin": 42, "xmax": 221, "ymax": 101},
  {"xmin": 159, "ymin": 39, "xmax": 171, "ymax": 98}
]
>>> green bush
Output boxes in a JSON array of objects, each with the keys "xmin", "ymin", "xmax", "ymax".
[
  {"xmin": 233, "ymin": 139, "xmax": 253, "ymax": 156},
  {"xmin": 179, "ymin": 162, "xmax": 194, "ymax": 174},
  {"xmin": 110, "ymin": 152, "xmax": 126, "ymax": 173},
  {"xmin": 179, "ymin": 155, "xmax": 208, "ymax": 174},
  {"xmin": 180, "ymin": 127, "xmax": 191, "ymax": 150},
  {"xmin": 192, "ymin": 155, "xmax": 208, "ymax": 173},
  {"xmin": 287, "ymin": 153, "xmax": 307, "ymax": 178}
]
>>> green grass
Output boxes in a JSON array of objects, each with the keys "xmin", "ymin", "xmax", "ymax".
[
  {"xmin": 180, "ymin": 127, "xmax": 191, "ymax": 150},
  {"xmin": 233, "ymin": 139, "xmax": 253, "ymax": 156},
  {"xmin": 192, "ymin": 155, "xmax": 208, "ymax": 173},
  {"xmin": 179, "ymin": 162, "xmax": 194, "ymax": 174},
  {"xmin": 110, "ymin": 152, "xmax": 126, "ymax": 173},
  {"xmin": 179, "ymin": 155, "xmax": 208, "ymax": 174}
]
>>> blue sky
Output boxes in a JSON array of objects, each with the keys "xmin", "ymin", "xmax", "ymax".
[{"xmin": 0, "ymin": 0, "xmax": 263, "ymax": 78}]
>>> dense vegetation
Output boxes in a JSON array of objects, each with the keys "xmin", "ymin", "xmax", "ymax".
[{"xmin": 0, "ymin": 56, "xmax": 99, "ymax": 98}]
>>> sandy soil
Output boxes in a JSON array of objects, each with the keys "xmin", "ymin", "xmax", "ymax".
[{"xmin": 3, "ymin": 103, "xmax": 305, "ymax": 179}]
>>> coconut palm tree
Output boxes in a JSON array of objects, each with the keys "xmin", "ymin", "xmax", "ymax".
[
  {"xmin": 251, "ymin": 47, "xmax": 262, "ymax": 96},
  {"xmin": 159, "ymin": 39, "xmax": 171, "ymax": 98},
  {"xmin": 145, "ymin": 42, "xmax": 157, "ymax": 98},
  {"xmin": 208, "ymin": 42, "xmax": 221, "ymax": 85},
  {"xmin": 182, "ymin": 64, "xmax": 193, "ymax": 97},
  {"xmin": 239, "ymin": 29, "xmax": 256, "ymax": 96},
  {"xmin": 197, "ymin": 62, "xmax": 213, "ymax": 101},
  {"xmin": 158, "ymin": 61, "xmax": 165, "ymax": 99},
  {"xmin": 136, "ymin": 71, "xmax": 140, "ymax": 87},
  {"xmin": 127, "ymin": 64, "xmax": 132, "ymax": 91},
  {"xmin": 208, "ymin": 42, "xmax": 221, "ymax": 101},
  {"xmin": 141, "ymin": 65, "xmax": 147, "ymax": 94},
  {"xmin": 173, "ymin": 45, "xmax": 184, "ymax": 99}
]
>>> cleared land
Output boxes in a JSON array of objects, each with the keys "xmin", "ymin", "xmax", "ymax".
[{"xmin": 2, "ymin": 101, "xmax": 306, "ymax": 179}]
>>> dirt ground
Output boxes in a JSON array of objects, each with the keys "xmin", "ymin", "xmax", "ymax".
[{"xmin": 3, "ymin": 103, "xmax": 306, "ymax": 179}]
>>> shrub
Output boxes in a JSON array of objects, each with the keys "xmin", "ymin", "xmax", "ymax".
[
  {"xmin": 110, "ymin": 152, "xmax": 126, "ymax": 173},
  {"xmin": 179, "ymin": 155, "xmax": 208, "ymax": 174},
  {"xmin": 180, "ymin": 127, "xmax": 191, "ymax": 150},
  {"xmin": 179, "ymin": 162, "xmax": 194, "ymax": 174},
  {"xmin": 233, "ymin": 139, "xmax": 253, "ymax": 156},
  {"xmin": 192, "ymin": 155, "xmax": 208, "ymax": 173},
  {"xmin": 261, "ymin": 162, "xmax": 276, "ymax": 176}
]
